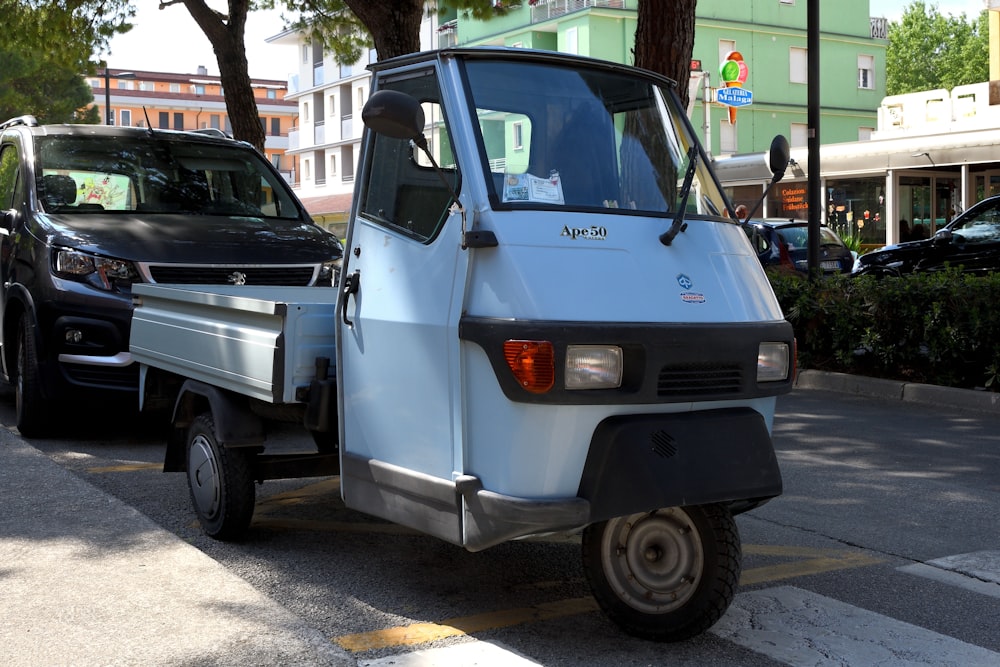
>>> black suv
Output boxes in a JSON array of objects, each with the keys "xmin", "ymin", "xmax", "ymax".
[
  {"xmin": 854, "ymin": 195, "xmax": 1000, "ymax": 276},
  {"xmin": 0, "ymin": 116, "xmax": 343, "ymax": 436}
]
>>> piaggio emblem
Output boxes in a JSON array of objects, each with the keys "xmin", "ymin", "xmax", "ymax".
[{"xmin": 228, "ymin": 271, "xmax": 247, "ymax": 286}]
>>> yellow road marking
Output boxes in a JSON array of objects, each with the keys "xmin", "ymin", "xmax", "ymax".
[
  {"xmin": 87, "ymin": 462, "xmax": 161, "ymax": 473},
  {"xmin": 336, "ymin": 597, "xmax": 599, "ymax": 651},
  {"xmin": 332, "ymin": 544, "xmax": 882, "ymax": 653}
]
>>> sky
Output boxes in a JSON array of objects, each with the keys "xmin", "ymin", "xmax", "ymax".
[
  {"xmin": 102, "ymin": 3, "xmax": 295, "ymax": 80},
  {"xmin": 103, "ymin": 1, "xmax": 990, "ymax": 81}
]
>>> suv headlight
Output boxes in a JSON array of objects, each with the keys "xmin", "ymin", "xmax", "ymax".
[{"xmin": 54, "ymin": 249, "xmax": 139, "ymax": 292}]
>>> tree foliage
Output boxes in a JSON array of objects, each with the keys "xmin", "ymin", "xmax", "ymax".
[
  {"xmin": 0, "ymin": 48, "xmax": 101, "ymax": 124},
  {"xmin": 886, "ymin": 1, "xmax": 988, "ymax": 96},
  {"xmin": 260, "ymin": 0, "xmax": 521, "ymax": 63},
  {"xmin": 0, "ymin": 0, "xmax": 131, "ymax": 123}
]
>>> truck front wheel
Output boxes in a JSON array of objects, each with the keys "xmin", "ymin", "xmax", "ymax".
[
  {"xmin": 186, "ymin": 413, "xmax": 255, "ymax": 540},
  {"xmin": 582, "ymin": 504, "xmax": 741, "ymax": 642}
]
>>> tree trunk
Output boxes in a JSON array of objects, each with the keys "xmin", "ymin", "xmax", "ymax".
[
  {"xmin": 180, "ymin": 0, "xmax": 266, "ymax": 152},
  {"xmin": 343, "ymin": 0, "xmax": 423, "ymax": 60},
  {"xmin": 633, "ymin": 0, "xmax": 697, "ymax": 110}
]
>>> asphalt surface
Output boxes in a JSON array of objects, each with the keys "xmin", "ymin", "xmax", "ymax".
[{"xmin": 1, "ymin": 369, "xmax": 996, "ymax": 666}]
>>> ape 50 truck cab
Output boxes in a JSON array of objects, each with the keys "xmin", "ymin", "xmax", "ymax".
[{"xmin": 130, "ymin": 47, "xmax": 794, "ymax": 642}]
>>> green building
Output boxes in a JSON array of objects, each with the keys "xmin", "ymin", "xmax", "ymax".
[{"xmin": 444, "ymin": 0, "xmax": 887, "ymax": 157}]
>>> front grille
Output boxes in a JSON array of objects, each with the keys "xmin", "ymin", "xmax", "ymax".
[
  {"xmin": 146, "ymin": 264, "xmax": 318, "ymax": 286},
  {"xmin": 657, "ymin": 364, "xmax": 743, "ymax": 397}
]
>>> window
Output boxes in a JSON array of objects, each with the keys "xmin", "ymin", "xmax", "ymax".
[
  {"xmin": 790, "ymin": 46, "xmax": 807, "ymax": 84},
  {"xmin": 210, "ymin": 115, "xmax": 221, "ymax": 130},
  {"xmin": 158, "ymin": 112, "xmax": 169, "ymax": 129},
  {"xmin": 858, "ymin": 126, "xmax": 874, "ymax": 141},
  {"xmin": 330, "ymin": 154, "xmax": 338, "ymax": 176},
  {"xmin": 0, "ymin": 146, "xmax": 20, "ymax": 210},
  {"xmin": 302, "ymin": 44, "xmax": 309, "ymax": 63},
  {"xmin": 194, "ymin": 85, "xmax": 206, "ymax": 95},
  {"xmin": 719, "ymin": 39, "xmax": 736, "ymax": 64},
  {"xmin": 303, "ymin": 102, "xmax": 310, "ymax": 122},
  {"xmin": 565, "ymin": 27, "xmax": 578, "ymax": 54},
  {"xmin": 356, "ymin": 87, "xmax": 366, "ymax": 112},
  {"xmin": 170, "ymin": 83, "xmax": 180, "ymax": 93},
  {"xmin": 719, "ymin": 120, "xmax": 736, "ymax": 153},
  {"xmin": 791, "ymin": 122, "xmax": 808, "ymax": 147},
  {"xmin": 858, "ymin": 54, "xmax": 874, "ymax": 89},
  {"xmin": 271, "ymin": 118, "xmax": 281, "ymax": 136},
  {"xmin": 359, "ymin": 67, "xmax": 457, "ymax": 243},
  {"xmin": 512, "ymin": 121, "xmax": 524, "ymax": 150},
  {"xmin": 303, "ymin": 158, "xmax": 311, "ymax": 181},
  {"xmin": 117, "ymin": 80, "xmax": 133, "ymax": 90},
  {"xmin": 267, "ymin": 89, "xmax": 277, "ymax": 99},
  {"xmin": 120, "ymin": 110, "xmax": 131, "ymax": 127},
  {"xmin": 139, "ymin": 81, "xmax": 153, "ymax": 91}
]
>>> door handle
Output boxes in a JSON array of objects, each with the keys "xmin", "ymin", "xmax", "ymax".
[{"xmin": 341, "ymin": 269, "xmax": 360, "ymax": 327}]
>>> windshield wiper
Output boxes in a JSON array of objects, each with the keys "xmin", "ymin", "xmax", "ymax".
[{"xmin": 660, "ymin": 146, "xmax": 698, "ymax": 246}]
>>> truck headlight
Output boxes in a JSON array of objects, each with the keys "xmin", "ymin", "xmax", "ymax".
[
  {"xmin": 757, "ymin": 342, "xmax": 789, "ymax": 382},
  {"xmin": 565, "ymin": 345, "xmax": 622, "ymax": 389}
]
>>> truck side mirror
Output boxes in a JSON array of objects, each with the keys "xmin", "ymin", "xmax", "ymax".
[
  {"xmin": 362, "ymin": 90, "xmax": 425, "ymax": 142},
  {"xmin": 768, "ymin": 134, "xmax": 790, "ymax": 184}
]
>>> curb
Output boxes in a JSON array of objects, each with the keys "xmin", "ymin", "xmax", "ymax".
[{"xmin": 794, "ymin": 369, "xmax": 1000, "ymax": 414}]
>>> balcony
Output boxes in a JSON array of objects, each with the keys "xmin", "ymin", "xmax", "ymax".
[
  {"xmin": 529, "ymin": 0, "xmax": 632, "ymax": 23},
  {"xmin": 312, "ymin": 63, "xmax": 324, "ymax": 88},
  {"xmin": 314, "ymin": 120, "xmax": 325, "ymax": 146}
]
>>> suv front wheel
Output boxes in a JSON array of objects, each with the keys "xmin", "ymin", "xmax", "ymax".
[{"xmin": 15, "ymin": 314, "xmax": 50, "ymax": 438}]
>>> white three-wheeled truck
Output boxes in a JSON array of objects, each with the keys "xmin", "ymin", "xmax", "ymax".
[{"xmin": 130, "ymin": 47, "xmax": 794, "ymax": 642}]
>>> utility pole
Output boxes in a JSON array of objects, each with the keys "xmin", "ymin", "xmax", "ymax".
[{"xmin": 807, "ymin": 0, "xmax": 821, "ymax": 279}]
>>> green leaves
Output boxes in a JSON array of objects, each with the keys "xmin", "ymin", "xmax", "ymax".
[
  {"xmin": 769, "ymin": 268, "xmax": 1000, "ymax": 390},
  {"xmin": 886, "ymin": 1, "xmax": 988, "ymax": 95}
]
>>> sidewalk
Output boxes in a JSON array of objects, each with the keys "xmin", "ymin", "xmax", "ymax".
[
  {"xmin": 0, "ymin": 429, "xmax": 353, "ymax": 667},
  {"xmin": 795, "ymin": 369, "xmax": 1000, "ymax": 414}
]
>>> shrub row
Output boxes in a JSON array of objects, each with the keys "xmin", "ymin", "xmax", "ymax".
[{"xmin": 767, "ymin": 267, "xmax": 1000, "ymax": 390}]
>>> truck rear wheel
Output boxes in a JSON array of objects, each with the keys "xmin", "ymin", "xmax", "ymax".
[
  {"xmin": 581, "ymin": 504, "xmax": 741, "ymax": 642},
  {"xmin": 186, "ymin": 413, "xmax": 255, "ymax": 540}
]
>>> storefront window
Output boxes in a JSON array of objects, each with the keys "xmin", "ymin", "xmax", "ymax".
[{"xmin": 826, "ymin": 177, "xmax": 885, "ymax": 245}]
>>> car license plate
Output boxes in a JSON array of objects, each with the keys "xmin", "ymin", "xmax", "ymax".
[{"xmin": 821, "ymin": 260, "xmax": 841, "ymax": 271}]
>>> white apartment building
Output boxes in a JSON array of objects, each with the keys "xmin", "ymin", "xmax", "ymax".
[{"xmin": 268, "ymin": 13, "xmax": 439, "ymax": 234}]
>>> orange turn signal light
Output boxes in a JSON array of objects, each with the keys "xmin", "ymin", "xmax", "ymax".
[{"xmin": 503, "ymin": 340, "xmax": 555, "ymax": 393}]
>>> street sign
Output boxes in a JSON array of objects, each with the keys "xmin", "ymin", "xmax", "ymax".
[{"xmin": 716, "ymin": 87, "xmax": 753, "ymax": 107}]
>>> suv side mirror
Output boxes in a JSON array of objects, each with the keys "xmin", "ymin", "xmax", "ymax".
[{"xmin": 1, "ymin": 209, "xmax": 18, "ymax": 235}]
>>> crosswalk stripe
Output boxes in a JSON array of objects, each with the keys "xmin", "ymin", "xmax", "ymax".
[
  {"xmin": 359, "ymin": 640, "xmax": 541, "ymax": 666},
  {"xmin": 711, "ymin": 585, "xmax": 1000, "ymax": 666},
  {"xmin": 899, "ymin": 550, "xmax": 1000, "ymax": 600}
]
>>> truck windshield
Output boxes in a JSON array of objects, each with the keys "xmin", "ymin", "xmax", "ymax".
[
  {"xmin": 34, "ymin": 134, "xmax": 300, "ymax": 219},
  {"xmin": 463, "ymin": 59, "xmax": 727, "ymax": 218}
]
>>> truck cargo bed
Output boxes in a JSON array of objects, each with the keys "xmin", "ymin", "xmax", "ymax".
[{"xmin": 130, "ymin": 284, "xmax": 338, "ymax": 404}]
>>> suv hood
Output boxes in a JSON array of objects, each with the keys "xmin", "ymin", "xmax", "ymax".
[{"xmin": 39, "ymin": 212, "xmax": 343, "ymax": 263}]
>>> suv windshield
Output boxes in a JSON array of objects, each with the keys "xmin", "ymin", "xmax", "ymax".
[
  {"xmin": 463, "ymin": 59, "xmax": 727, "ymax": 218},
  {"xmin": 34, "ymin": 134, "xmax": 300, "ymax": 219}
]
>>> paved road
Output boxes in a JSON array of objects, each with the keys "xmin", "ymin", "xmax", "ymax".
[{"xmin": 3, "ymin": 382, "xmax": 999, "ymax": 666}]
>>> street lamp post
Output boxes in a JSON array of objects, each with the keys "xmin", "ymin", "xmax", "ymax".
[{"xmin": 104, "ymin": 66, "xmax": 112, "ymax": 125}]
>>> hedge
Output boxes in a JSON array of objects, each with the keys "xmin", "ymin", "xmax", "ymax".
[{"xmin": 767, "ymin": 267, "xmax": 1000, "ymax": 390}]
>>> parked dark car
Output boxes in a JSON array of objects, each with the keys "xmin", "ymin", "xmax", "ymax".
[
  {"xmin": 854, "ymin": 195, "xmax": 1000, "ymax": 277},
  {"xmin": 745, "ymin": 218, "xmax": 854, "ymax": 274},
  {"xmin": 0, "ymin": 115, "xmax": 343, "ymax": 436}
]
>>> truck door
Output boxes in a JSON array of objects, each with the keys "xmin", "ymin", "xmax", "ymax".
[{"xmin": 336, "ymin": 66, "xmax": 471, "ymax": 544}]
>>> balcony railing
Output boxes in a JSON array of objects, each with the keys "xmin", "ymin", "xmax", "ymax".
[
  {"xmin": 529, "ymin": 0, "xmax": 633, "ymax": 23},
  {"xmin": 314, "ymin": 120, "xmax": 325, "ymax": 146}
]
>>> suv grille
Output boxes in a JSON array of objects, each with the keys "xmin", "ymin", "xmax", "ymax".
[
  {"xmin": 657, "ymin": 364, "xmax": 743, "ymax": 397},
  {"xmin": 146, "ymin": 265, "xmax": 318, "ymax": 286}
]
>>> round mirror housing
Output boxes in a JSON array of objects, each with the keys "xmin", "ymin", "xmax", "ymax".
[
  {"xmin": 362, "ymin": 90, "xmax": 425, "ymax": 141},
  {"xmin": 769, "ymin": 134, "xmax": 790, "ymax": 182}
]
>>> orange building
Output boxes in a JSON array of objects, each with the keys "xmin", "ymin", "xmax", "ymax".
[{"xmin": 88, "ymin": 66, "xmax": 297, "ymax": 181}]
